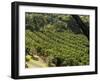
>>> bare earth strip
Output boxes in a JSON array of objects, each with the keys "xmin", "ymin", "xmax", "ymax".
[{"xmin": 26, "ymin": 55, "xmax": 48, "ymax": 68}]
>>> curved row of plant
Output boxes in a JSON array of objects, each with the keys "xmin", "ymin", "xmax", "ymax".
[{"xmin": 25, "ymin": 30, "xmax": 89, "ymax": 67}]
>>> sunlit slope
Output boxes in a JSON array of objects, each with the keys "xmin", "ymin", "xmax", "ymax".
[{"xmin": 26, "ymin": 30, "xmax": 89, "ymax": 67}]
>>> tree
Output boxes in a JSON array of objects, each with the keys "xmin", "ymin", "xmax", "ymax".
[{"xmin": 72, "ymin": 15, "xmax": 89, "ymax": 40}]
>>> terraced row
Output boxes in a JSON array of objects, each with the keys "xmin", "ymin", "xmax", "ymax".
[{"xmin": 25, "ymin": 30, "xmax": 89, "ymax": 66}]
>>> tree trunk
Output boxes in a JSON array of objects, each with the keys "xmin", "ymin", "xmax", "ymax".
[{"xmin": 72, "ymin": 15, "xmax": 89, "ymax": 40}]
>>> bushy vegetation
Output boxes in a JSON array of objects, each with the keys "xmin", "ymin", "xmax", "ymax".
[{"xmin": 25, "ymin": 12, "xmax": 89, "ymax": 68}]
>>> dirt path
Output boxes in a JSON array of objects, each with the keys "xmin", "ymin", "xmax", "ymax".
[{"xmin": 26, "ymin": 55, "xmax": 48, "ymax": 68}]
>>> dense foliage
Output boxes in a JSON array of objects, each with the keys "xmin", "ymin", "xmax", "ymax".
[{"xmin": 25, "ymin": 13, "xmax": 89, "ymax": 68}]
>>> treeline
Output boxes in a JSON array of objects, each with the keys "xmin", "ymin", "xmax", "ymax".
[{"xmin": 25, "ymin": 13, "xmax": 89, "ymax": 35}]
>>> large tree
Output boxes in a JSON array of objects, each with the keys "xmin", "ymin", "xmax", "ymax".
[{"xmin": 72, "ymin": 15, "xmax": 89, "ymax": 40}]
